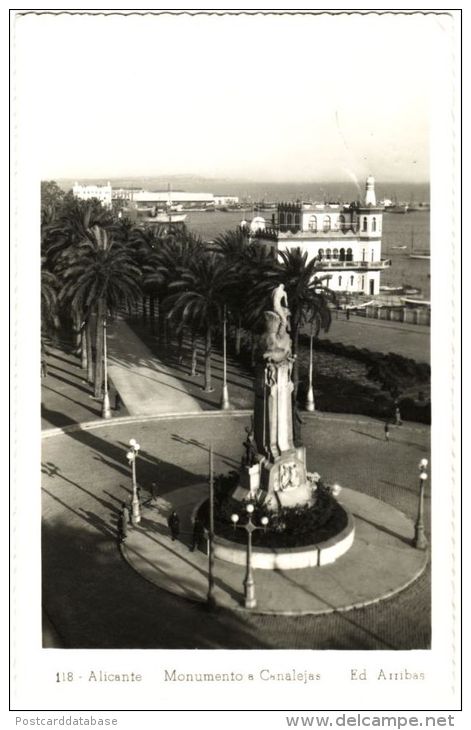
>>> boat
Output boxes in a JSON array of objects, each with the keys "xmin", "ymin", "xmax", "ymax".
[
  {"xmin": 386, "ymin": 205, "xmax": 408, "ymax": 214},
  {"xmin": 401, "ymin": 297, "xmax": 430, "ymax": 306},
  {"xmin": 409, "ymin": 252, "xmax": 430, "ymax": 260},
  {"xmin": 409, "ymin": 228, "xmax": 430, "ymax": 259}
]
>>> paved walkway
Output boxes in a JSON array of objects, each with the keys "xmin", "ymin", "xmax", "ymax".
[
  {"xmin": 123, "ymin": 485, "xmax": 427, "ymax": 615},
  {"xmin": 41, "ymin": 413, "xmax": 431, "ymax": 649},
  {"xmin": 311, "ymin": 314, "xmax": 430, "ymax": 363},
  {"xmin": 107, "ymin": 320, "xmax": 204, "ymax": 416}
]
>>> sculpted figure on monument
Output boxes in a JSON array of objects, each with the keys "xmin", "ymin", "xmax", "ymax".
[{"xmin": 259, "ymin": 284, "xmax": 292, "ymax": 363}]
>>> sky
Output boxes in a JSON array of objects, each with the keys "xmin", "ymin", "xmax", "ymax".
[{"xmin": 14, "ymin": 11, "xmax": 451, "ymax": 183}]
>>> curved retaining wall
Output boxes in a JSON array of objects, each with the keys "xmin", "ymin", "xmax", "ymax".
[{"xmin": 213, "ymin": 512, "xmax": 355, "ymax": 570}]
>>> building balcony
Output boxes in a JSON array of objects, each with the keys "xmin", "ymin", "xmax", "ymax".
[{"xmin": 318, "ymin": 259, "xmax": 391, "ymax": 270}]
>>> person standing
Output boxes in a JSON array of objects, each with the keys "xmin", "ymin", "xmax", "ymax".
[
  {"xmin": 394, "ymin": 406, "xmax": 402, "ymax": 426},
  {"xmin": 384, "ymin": 421, "xmax": 390, "ymax": 442},
  {"xmin": 118, "ymin": 503, "xmax": 130, "ymax": 544},
  {"xmin": 167, "ymin": 510, "xmax": 180, "ymax": 541}
]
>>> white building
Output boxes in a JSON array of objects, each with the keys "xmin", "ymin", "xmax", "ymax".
[
  {"xmin": 72, "ymin": 181, "xmax": 112, "ymax": 208},
  {"xmin": 213, "ymin": 194, "xmax": 239, "ymax": 206},
  {"xmin": 252, "ymin": 176, "xmax": 390, "ymax": 297}
]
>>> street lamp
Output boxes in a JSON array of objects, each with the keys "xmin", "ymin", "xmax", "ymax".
[
  {"xmin": 220, "ymin": 304, "xmax": 232, "ymax": 410},
  {"xmin": 126, "ymin": 438, "xmax": 141, "ymax": 525},
  {"xmin": 101, "ymin": 317, "xmax": 112, "ymax": 419},
  {"xmin": 231, "ymin": 503, "xmax": 269, "ymax": 610},
  {"xmin": 414, "ymin": 458, "xmax": 428, "ymax": 549},
  {"xmin": 305, "ymin": 319, "xmax": 315, "ymax": 412}
]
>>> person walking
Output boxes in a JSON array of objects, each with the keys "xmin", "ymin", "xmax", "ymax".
[
  {"xmin": 346, "ymin": 308, "xmax": 350, "ymax": 321},
  {"xmin": 384, "ymin": 421, "xmax": 390, "ymax": 442},
  {"xmin": 167, "ymin": 510, "xmax": 180, "ymax": 541},
  {"xmin": 190, "ymin": 517, "xmax": 205, "ymax": 552},
  {"xmin": 114, "ymin": 391, "xmax": 122, "ymax": 411}
]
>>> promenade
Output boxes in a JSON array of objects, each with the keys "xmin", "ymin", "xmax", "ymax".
[{"xmin": 41, "ymin": 321, "xmax": 431, "ymax": 649}]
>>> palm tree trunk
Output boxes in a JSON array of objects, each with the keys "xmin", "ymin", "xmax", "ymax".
[
  {"xmin": 204, "ymin": 327, "xmax": 213, "ymax": 392},
  {"xmin": 94, "ymin": 300, "xmax": 104, "ymax": 398},
  {"xmin": 73, "ymin": 310, "xmax": 81, "ymax": 354},
  {"xmin": 250, "ymin": 332, "xmax": 257, "ymax": 367},
  {"xmin": 142, "ymin": 295, "xmax": 147, "ymax": 323},
  {"xmin": 86, "ymin": 320, "xmax": 94, "ymax": 384},
  {"xmin": 292, "ymin": 326, "xmax": 300, "ymax": 397},
  {"xmin": 80, "ymin": 326, "xmax": 88, "ymax": 370},
  {"xmin": 149, "ymin": 296, "xmax": 155, "ymax": 334},
  {"xmin": 235, "ymin": 314, "xmax": 242, "ymax": 355}
]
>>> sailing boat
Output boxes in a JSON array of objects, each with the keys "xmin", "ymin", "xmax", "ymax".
[{"xmin": 155, "ymin": 184, "xmax": 187, "ymax": 224}]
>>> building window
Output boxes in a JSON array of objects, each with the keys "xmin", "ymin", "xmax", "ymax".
[
  {"xmin": 362, "ymin": 216, "xmax": 368, "ymax": 232},
  {"xmin": 308, "ymin": 215, "xmax": 317, "ymax": 231},
  {"xmin": 286, "ymin": 213, "xmax": 293, "ymax": 227},
  {"xmin": 326, "ymin": 248, "xmax": 332, "ymax": 259},
  {"xmin": 318, "ymin": 248, "xmax": 324, "ymax": 259},
  {"xmin": 350, "ymin": 275, "xmax": 354, "ymax": 286},
  {"xmin": 279, "ymin": 213, "xmax": 285, "ymax": 228},
  {"xmin": 371, "ymin": 249, "xmax": 375, "ymax": 262},
  {"xmin": 339, "ymin": 214, "xmax": 345, "ymax": 231},
  {"xmin": 361, "ymin": 275, "xmax": 365, "ymax": 290},
  {"xmin": 338, "ymin": 275, "xmax": 342, "ymax": 287},
  {"xmin": 346, "ymin": 247, "xmax": 353, "ymax": 262},
  {"xmin": 339, "ymin": 247, "xmax": 345, "ymax": 262},
  {"xmin": 294, "ymin": 213, "xmax": 300, "ymax": 228},
  {"xmin": 362, "ymin": 248, "xmax": 366, "ymax": 261},
  {"xmin": 333, "ymin": 248, "xmax": 339, "ymax": 259},
  {"xmin": 323, "ymin": 216, "xmax": 331, "ymax": 232},
  {"xmin": 372, "ymin": 217, "xmax": 377, "ymax": 232}
]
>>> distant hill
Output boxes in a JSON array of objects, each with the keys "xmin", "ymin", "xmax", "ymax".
[{"xmin": 55, "ymin": 175, "xmax": 430, "ymax": 204}]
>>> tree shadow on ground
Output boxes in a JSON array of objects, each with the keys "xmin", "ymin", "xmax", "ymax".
[{"xmin": 41, "ymin": 519, "xmax": 273, "ymax": 649}]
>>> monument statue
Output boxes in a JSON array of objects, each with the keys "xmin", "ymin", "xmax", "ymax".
[{"xmin": 233, "ymin": 284, "xmax": 313, "ymax": 510}]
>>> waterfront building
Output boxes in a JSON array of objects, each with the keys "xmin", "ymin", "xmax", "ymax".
[
  {"xmin": 251, "ymin": 176, "xmax": 390, "ymax": 296},
  {"xmin": 72, "ymin": 181, "xmax": 112, "ymax": 208}
]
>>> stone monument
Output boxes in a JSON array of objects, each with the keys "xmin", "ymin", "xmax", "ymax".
[{"xmin": 233, "ymin": 284, "xmax": 314, "ymax": 510}]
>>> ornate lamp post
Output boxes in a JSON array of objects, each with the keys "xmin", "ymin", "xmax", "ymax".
[
  {"xmin": 126, "ymin": 439, "xmax": 141, "ymax": 525},
  {"xmin": 101, "ymin": 317, "xmax": 112, "ymax": 419},
  {"xmin": 220, "ymin": 304, "xmax": 231, "ymax": 410},
  {"xmin": 231, "ymin": 504, "xmax": 269, "ymax": 610},
  {"xmin": 414, "ymin": 458, "xmax": 428, "ymax": 549},
  {"xmin": 305, "ymin": 319, "xmax": 315, "ymax": 412}
]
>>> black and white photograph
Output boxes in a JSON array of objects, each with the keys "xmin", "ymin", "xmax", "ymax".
[{"xmin": 11, "ymin": 7, "xmax": 461, "ymax": 717}]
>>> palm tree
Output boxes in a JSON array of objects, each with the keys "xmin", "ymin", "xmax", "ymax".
[
  {"xmin": 142, "ymin": 231, "xmax": 205, "ymax": 343},
  {"xmin": 165, "ymin": 253, "xmax": 235, "ymax": 392},
  {"xmin": 58, "ymin": 225, "xmax": 142, "ymax": 401},
  {"xmin": 245, "ymin": 247, "xmax": 335, "ymax": 392}
]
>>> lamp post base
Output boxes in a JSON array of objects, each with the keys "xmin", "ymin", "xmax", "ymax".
[
  {"xmin": 244, "ymin": 576, "xmax": 257, "ymax": 609},
  {"xmin": 414, "ymin": 523, "xmax": 427, "ymax": 550},
  {"xmin": 221, "ymin": 384, "xmax": 232, "ymax": 410},
  {"xmin": 305, "ymin": 386, "xmax": 315, "ymax": 412},
  {"xmin": 132, "ymin": 498, "xmax": 141, "ymax": 525},
  {"xmin": 102, "ymin": 393, "xmax": 112, "ymax": 419}
]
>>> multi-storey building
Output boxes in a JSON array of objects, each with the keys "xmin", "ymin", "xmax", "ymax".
[
  {"xmin": 251, "ymin": 176, "xmax": 390, "ymax": 296},
  {"xmin": 72, "ymin": 181, "xmax": 112, "ymax": 208}
]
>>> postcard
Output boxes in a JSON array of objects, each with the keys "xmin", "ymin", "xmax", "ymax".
[{"xmin": 10, "ymin": 8, "xmax": 462, "ymax": 726}]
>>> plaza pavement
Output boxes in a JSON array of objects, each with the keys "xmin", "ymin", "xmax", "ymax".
[
  {"xmin": 40, "ymin": 323, "xmax": 431, "ymax": 649},
  {"xmin": 122, "ymin": 485, "xmax": 427, "ymax": 615}
]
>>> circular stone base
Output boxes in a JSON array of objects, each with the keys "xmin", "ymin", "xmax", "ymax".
[
  {"xmin": 121, "ymin": 485, "xmax": 428, "ymax": 615},
  {"xmin": 213, "ymin": 511, "xmax": 354, "ymax": 569}
]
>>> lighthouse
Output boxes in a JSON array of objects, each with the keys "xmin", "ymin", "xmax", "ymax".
[{"xmin": 365, "ymin": 175, "xmax": 377, "ymax": 206}]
